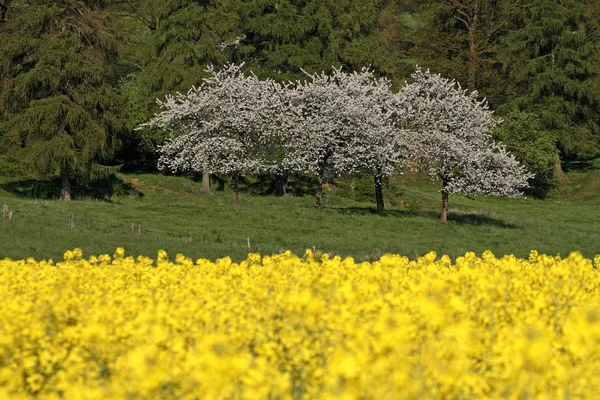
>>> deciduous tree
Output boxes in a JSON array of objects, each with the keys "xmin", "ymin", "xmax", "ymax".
[
  {"xmin": 397, "ymin": 67, "xmax": 532, "ymax": 224},
  {"xmin": 281, "ymin": 68, "xmax": 408, "ymax": 211},
  {"xmin": 141, "ymin": 64, "xmax": 281, "ymax": 205}
]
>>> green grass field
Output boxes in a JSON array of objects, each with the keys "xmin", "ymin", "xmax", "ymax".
[{"xmin": 0, "ymin": 162, "xmax": 599, "ymax": 262}]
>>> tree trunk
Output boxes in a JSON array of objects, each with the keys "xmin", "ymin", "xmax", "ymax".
[
  {"xmin": 60, "ymin": 176, "xmax": 72, "ymax": 201},
  {"xmin": 554, "ymin": 152, "xmax": 565, "ymax": 179},
  {"xmin": 201, "ymin": 171, "xmax": 210, "ymax": 192},
  {"xmin": 314, "ymin": 175, "xmax": 323, "ymax": 209},
  {"xmin": 275, "ymin": 173, "xmax": 286, "ymax": 197},
  {"xmin": 467, "ymin": 1, "xmax": 479, "ymax": 90},
  {"xmin": 231, "ymin": 175, "xmax": 238, "ymax": 206},
  {"xmin": 374, "ymin": 174, "xmax": 385, "ymax": 213},
  {"xmin": 314, "ymin": 155, "xmax": 330, "ymax": 210},
  {"xmin": 441, "ymin": 178, "xmax": 449, "ymax": 225}
]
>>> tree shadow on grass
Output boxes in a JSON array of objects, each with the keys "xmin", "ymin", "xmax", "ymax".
[
  {"xmin": 243, "ymin": 174, "xmax": 318, "ymax": 197},
  {"xmin": 332, "ymin": 206, "xmax": 518, "ymax": 229},
  {"xmin": 0, "ymin": 175, "xmax": 143, "ymax": 201},
  {"xmin": 563, "ymin": 159, "xmax": 600, "ymax": 173}
]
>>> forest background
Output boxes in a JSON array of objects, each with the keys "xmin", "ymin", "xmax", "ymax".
[{"xmin": 1, "ymin": 0, "xmax": 600, "ymax": 199}]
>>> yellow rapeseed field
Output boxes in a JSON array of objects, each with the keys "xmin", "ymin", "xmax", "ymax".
[{"xmin": 1, "ymin": 248, "xmax": 600, "ymax": 399}]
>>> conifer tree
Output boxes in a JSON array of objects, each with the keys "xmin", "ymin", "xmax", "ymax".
[
  {"xmin": 499, "ymin": 0, "xmax": 600, "ymax": 163},
  {"xmin": 0, "ymin": 0, "xmax": 123, "ymax": 200},
  {"xmin": 238, "ymin": 0, "xmax": 402, "ymax": 80},
  {"xmin": 119, "ymin": 0, "xmax": 244, "ymax": 183},
  {"xmin": 410, "ymin": 0, "xmax": 520, "ymax": 106}
]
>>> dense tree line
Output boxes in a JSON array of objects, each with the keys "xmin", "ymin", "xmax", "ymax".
[{"xmin": 1, "ymin": 0, "xmax": 599, "ymax": 200}]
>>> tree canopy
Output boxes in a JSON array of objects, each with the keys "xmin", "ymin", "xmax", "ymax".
[
  {"xmin": 1, "ymin": 0, "xmax": 599, "ymax": 200},
  {"xmin": 0, "ymin": 0, "xmax": 123, "ymax": 199}
]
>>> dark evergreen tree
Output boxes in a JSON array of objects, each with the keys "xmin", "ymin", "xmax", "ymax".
[
  {"xmin": 0, "ymin": 0, "xmax": 123, "ymax": 200},
  {"xmin": 237, "ymin": 0, "xmax": 405, "ymax": 80},
  {"xmin": 411, "ymin": 0, "xmax": 520, "ymax": 106},
  {"xmin": 498, "ymin": 0, "xmax": 600, "ymax": 163},
  {"xmin": 116, "ymin": 0, "xmax": 244, "ymax": 174}
]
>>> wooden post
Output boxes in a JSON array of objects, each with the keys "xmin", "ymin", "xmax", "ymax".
[
  {"xmin": 130, "ymin": 223, "xmax": 135, "ymax": 236},
  {"xmin": 2, "ymin": 204, "xmax": 7, "ymax": 221},
  {"xmin": 68, "ymin": 213, "xmax": 74, "ymax": 230},
  {"xmin": 247, "ymin": 237, "xmax": 251, "ymax": 250},
  {"xmin": 8, "ymin": 212, "xmax": 12, "ymax": 221}
]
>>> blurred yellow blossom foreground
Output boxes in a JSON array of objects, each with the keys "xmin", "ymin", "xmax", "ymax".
[{"xmin": 2, "ymin": 249, "xmax": 600, "ymax": 399}]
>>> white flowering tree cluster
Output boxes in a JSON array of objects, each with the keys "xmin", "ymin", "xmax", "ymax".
[
  {"xmin": 280, "ymin": 68, "xmax": 409, "ymax": 211},
  {"xmin": 139, "ymin": 64, "xmax": 282, "ymax": 205},
  {"xmin": 141, "ymin": 63, "xmax": 532, "ymax": 221},
  {"xmin": 396, "ymin": 67, "xmax": 533, "ymax": 223}
]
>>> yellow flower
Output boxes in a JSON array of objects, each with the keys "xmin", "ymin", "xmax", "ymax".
[
  {"xmin": 114, "ymin": 247, "xmax": 125, "ymax": 259},
  {"xmin": 1, "ymin": 248, "xmax": 599, "ymax": 399},
  {"xmin": 157, "ymin": 249, "xmax": 168, "ymax": 262}
]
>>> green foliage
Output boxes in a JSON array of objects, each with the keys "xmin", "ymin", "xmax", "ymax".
[
  {"xmin": 0, "ymin": 0, "xmax": 124, "ymax": 196},
  {"xmin": 0, "ymin": 154, "xmax": 32, "ymax": 179},
  {"xmin": 335, "ymin": 175, "xmax": 376, "ymax": 203},
  {"xmin": 132, "ymin": 0, "xmax": 240, "ymax": 92},
  {"xmin": 2, "ymin": 0, "xmax": 600, "ymax": 182},
  {"xmin": 112, "ymin": 0, "xmax": 244, "ymax": 171},
  {"xmin": 237, "ymin": 0, "xmax": 407, "ymax": 80},
  {"xmin": 115, "ymin": 76, "xmax": 170, "ymax": 171},
  {"xmin": 498, "ymin": 0, "xmax": 600, "ymax": 160},
  {"xmin": 493, "ymin": 110, "xmax": 557, "ymax": 198},
  {"xmin": 0, "ymin": 174, "xmax": 141, "ymax": 201},
  {"xmin": 409, "ymin": 0, "xmax": 519, "ymax": 105}
]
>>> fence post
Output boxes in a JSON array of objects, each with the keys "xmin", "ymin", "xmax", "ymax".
[
  {"xmin": 2, "ymin": 204, "xmax": 7, "ymax": 221},
  {"xmin": 68, "ymin": 213, "xmax": 74, "ymax": 230}
]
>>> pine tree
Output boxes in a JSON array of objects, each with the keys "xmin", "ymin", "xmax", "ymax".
[
  {"xmin": 498, "ymin": 0, "xmax": 600, "ymax": 162},
  {"xmin": 238, "ymin": 0, "xmax": 403, "ymax": 80},
  {"xmin": 117, "ymin": 0, "xmax": 244, "ymax": 177},
  {"xmin": 411, "ymin": 0, "xmax": 520, "ymax": 106},
  {"xmin": 0, "ymin": 0, "xmax": 123, "ymax": 200}
]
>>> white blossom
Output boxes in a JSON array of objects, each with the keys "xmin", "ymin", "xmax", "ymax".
[
  {"xmin": 396, "ymin": 67, "xmax": 533, "ymax": 198},
  {"xmin": 140, "ymin": 63, "xmax": 282, "ymax": 178},
  {"xmin": 140, "ymin": 63, "xmax": 531, "ymax": 217},
  {"xmin": 280, "ymin": 67, "xmax": 408, "ymax": 179}
]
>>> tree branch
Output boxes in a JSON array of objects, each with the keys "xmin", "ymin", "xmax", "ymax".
[{"xmin": 454, "ymin": 8, "xmax": 472, "ymax": 29}]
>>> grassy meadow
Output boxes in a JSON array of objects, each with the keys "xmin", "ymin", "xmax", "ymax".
[{"xmin": 0, "ymin": 161, "xmax": 599, "ymax": 262}]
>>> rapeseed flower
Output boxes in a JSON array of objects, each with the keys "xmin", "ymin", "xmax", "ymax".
[{"xmin": 0, "ymin": 249, "xmax": 599, "ymax": 398}]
